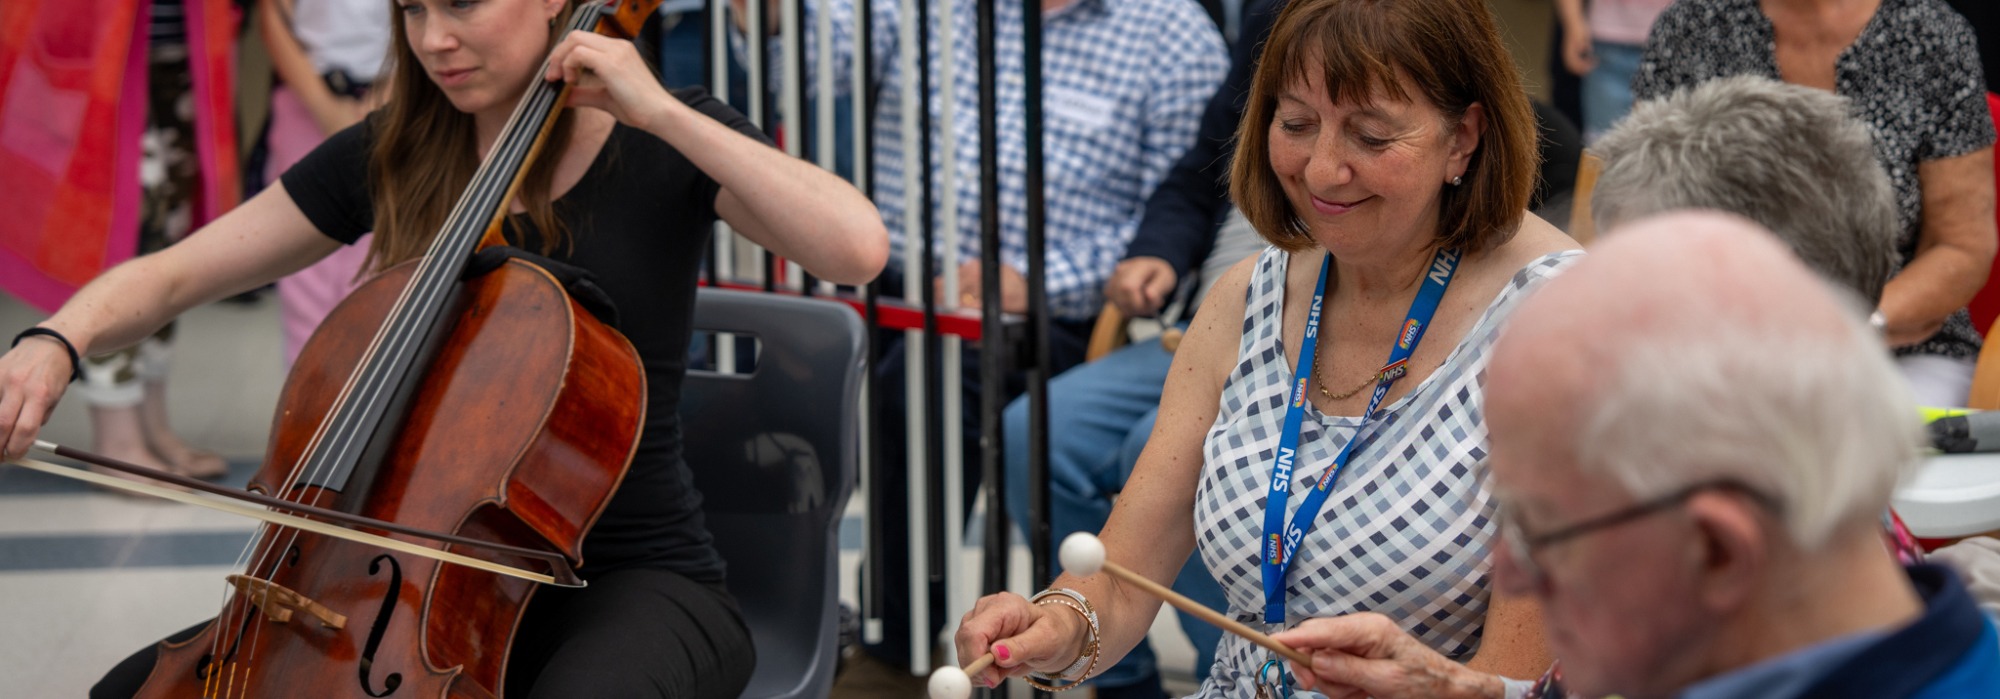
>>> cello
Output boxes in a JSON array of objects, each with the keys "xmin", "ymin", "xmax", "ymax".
[{"xmin": 45, "ymin": 1, "xmax": 664, "ymax": 696}]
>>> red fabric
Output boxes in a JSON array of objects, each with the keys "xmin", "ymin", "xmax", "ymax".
[
  {"xmin": 0, "ymin": 0, "xmax": 237, "ymax": 314},
  {"xmin": 184, "ymin": 0, "xmax": 240, "ymax": 225},
  {"xmin": 1968, "ymin": 92, "xmax": 2000, "ymax": 336}
]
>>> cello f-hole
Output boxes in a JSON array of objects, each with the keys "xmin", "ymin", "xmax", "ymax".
[{"xmin": 358, "ymin": 554, "xmax": 405, "ymax": 696}]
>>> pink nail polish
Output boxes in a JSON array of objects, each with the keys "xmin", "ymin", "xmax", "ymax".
[{"xmin": 995, "ymin": 645, "xmax": 1012, "ymax": 662}]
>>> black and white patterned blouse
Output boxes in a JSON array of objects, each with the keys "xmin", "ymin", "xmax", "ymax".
[
  {"xmin": 1633, "ymin": 0, "xmax": 1995, "ymax": 360},
  {"xmin": 1190, "ymin": 247, "xmax": 1582, "ymax": 696}
]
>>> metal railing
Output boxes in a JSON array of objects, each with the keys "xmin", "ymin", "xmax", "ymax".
[{"xmin": 680, "ymin": 0, "xmax": 1057, "ymax": 692}]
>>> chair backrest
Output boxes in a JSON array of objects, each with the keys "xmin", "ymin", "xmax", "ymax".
[{"xmin": 681, "ymin": 288, "xmax": 864, "ymax": 699}]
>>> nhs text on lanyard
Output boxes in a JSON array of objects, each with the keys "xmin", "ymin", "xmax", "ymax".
[{"xmin": 1260, "ymin": 248, "xmax": 1459, "ymax": 624}]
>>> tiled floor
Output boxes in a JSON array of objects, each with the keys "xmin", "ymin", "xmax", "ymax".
[
  {"xmin": 0, "ymin": 293, "xmax": 278, "ymax": 695},
  {"xmin": 0, "ymin": 291, "xmax": 1199, "ymax": 696}
]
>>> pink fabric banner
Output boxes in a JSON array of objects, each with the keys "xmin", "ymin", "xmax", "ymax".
[
  {"xmin": 0, "ymin": 0, "xmax": 237, "ymax": 314},
  {"xmin": 0, "ymin": 0, "xmax": 148, "ymax": 313}
]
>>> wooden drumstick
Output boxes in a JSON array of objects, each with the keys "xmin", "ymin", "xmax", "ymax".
[
  {"xmin": 1060, "ymin": 532, "xmax": 1311, "ymax": 667},
  {"xmin": 927, "ymin": 652, "xmax": 996, "ymax": 699}
]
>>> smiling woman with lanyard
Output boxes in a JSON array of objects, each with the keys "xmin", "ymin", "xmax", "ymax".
[{"xmin": 950, "ymin": 0, "xmax": 1577, "ymax": 696}]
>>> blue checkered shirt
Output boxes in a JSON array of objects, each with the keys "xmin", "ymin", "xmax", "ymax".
[{"xmin": 803, "ymin": 0, "xmax": 1226, "ymax": 319}]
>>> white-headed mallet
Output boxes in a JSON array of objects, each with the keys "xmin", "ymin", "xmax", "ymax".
[
  {"xmin": 1056, "ymin": 532, "xmax": 1309, "ymax": 666},
  {"xmin": 926, "ymin": 651, "xmax": 995, "ymax": 699}
]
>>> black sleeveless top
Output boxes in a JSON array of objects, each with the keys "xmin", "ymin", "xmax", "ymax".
[{"xmin": 280, "ymin": 88, "xmax": 767, "ymax": 584}]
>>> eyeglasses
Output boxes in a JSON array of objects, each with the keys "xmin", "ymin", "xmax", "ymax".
[{"xmin": 1499, "ymin": 479, "xmax": 1781, "ymax": 587}]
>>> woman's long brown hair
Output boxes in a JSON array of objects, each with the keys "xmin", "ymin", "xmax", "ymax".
[{"xmin": 366, "ymin": 0, "xmax": 579, "ymax": 273}]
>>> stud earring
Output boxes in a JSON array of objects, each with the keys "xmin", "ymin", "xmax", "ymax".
[{"xmin": 1450, "ymin": 175, "xmax": 1463, "ymax": 186}]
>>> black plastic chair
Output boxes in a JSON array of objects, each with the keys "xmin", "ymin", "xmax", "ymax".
[{"xmin": 681, "ymin": 288, "xmax": 863, "ymax": 699}]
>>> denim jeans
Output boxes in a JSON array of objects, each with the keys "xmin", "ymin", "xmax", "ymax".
[
  {"xmin": 1003, "ymin": 337, "xmax": 1229, "ymax": 686},
  {"xmin": 1581, "ymin": 41, "xmax": 1644, "ymax": 143}
]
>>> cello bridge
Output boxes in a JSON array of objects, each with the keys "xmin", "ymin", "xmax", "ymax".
[{"xmin": 226, "ymin": 574, "xmax": 347, "ymax": 629}]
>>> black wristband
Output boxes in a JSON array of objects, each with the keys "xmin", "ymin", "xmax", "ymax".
[{"xmin": 11, "ymin": 327, "xmax": 83, "ymax": 384}]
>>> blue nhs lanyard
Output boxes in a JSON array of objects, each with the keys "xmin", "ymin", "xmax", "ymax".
[{"xmin": 1261, "ymin": 247, "xmax": 1459, "ymax": 624}]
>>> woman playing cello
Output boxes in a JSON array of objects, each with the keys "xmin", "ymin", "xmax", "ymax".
[{"xmin": 0, "ymin": 0, "xmax": 889, "ymax": 695}]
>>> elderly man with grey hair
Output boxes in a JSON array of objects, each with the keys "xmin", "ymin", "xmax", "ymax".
[
  {"xmin": 1587, "ymin": 75, "xmax": 1997, "ymax": 408},
  {"xmin": 1263, "ymin": 213, "xmax": 2000, "ymax": 699},
  {"xmin": 1589, "ymin": 74, "xmax": 1899, "ymax": 304},
  {"xmin": 1589, "ymin": 72, "xmax": 2000, "ymax": 619},
  {"xmin": 1589, "ymin": 73, "xmax": 2000, "ymax": 619}
]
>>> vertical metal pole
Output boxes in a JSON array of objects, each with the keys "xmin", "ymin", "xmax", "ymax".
[
  {"xmin": 796, "ymin": 0, "xmax": 820, "ymax": 295},
  {"xmin": 936, "ymin": 0, "xmax": 971, "ymax": 664},
  {"xmin": 711, "ymin": 0, "xmax": 739, "ymax": 374},
  {"xmin": 814, "ymin": 0, "xmax": 837, "ymax": 188},
  {"xmin": 859, "ymin": 0, "xmax": 886, "ymax": 648},
  {"xmin": 748, "ymin": 0, "xmax": 777, "ymax": 291},
  {"xmin": 810, "ymin": 0, "xmax": 839, "ymax": 298},
  {"xmin": 700, "ymin": 0, "xmax": 716, "ymax": 92},
  {"xmin": 1022, "ymin": 0, "xmax": 1053, "ymax": 601},
  {"xmin": 701, "ymin": 0, "xmax": 719, "ymax": 283},
  {"xmin": 915, "ymin": 0, "xmax": 952, "ymax": 667},
  {"xmin": 709, "ymin": 0, "xmax": 734, "ymax": 285},
  {"xmin": 975, "ymin": 0, "xmax": 1008, "ymax": 607},
  {"xmin": 899, "ymin": 0, "xmax": 931, "ymax": 673},
  {"xmin": 782, "ymin": 0, "xmax": 809, "ymax": 292}
]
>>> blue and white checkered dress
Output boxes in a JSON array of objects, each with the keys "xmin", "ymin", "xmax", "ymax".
[{"xmin": 1190, "ymin": 247, "xmax": 1582, "ymax": 697}]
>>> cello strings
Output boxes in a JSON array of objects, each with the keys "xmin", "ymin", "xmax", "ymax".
[
  {"xmin": 274, "ymin": 4, "xmax": 582, "ymax": 509},
  {"xmin": 241, "ymin": 0, "xmax": 593, "ymax": 594},
  {"xmin": 209, "ymin": 256, "xmax": 405, "ymax": 673},
  {"xmin": 213, "ymin": 5, "xmax": 607, "ymax": 689}
]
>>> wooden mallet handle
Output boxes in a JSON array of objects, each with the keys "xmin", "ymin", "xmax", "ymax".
[
  {"xmin": 964, "ymin": 652, "xmax": 995, "ymax": 676},
  {"xmin": 1099, "ymin": 559, "xmax": 1311, "ymax": 667}
]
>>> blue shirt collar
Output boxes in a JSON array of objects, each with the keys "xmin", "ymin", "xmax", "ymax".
[
  {"xmin": 1676, "ymin": 564, "xmax": 1988, "ymax": 699},
  {"xmin": 1676, "ymin": 629, "xmax": 1884, "ymax": 699}
]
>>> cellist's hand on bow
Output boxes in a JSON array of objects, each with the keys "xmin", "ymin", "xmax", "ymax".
[
  {"xmin": 0, "ymin": 332, "xmax": 73, "ymax": 463},
  {"xmin": 545, "ymin": 30, "xmax": 680, "ymax": 134}
]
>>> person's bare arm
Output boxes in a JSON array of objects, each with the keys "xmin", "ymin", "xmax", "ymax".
[
  {"xmin": 547, "ymin": 31, "xmax": 888, "ymax": 285},
  {"xmin": 1462, "ymin": 593, "xmax": 1551, "ymax": 680},
  {"xmin": 954, "ymin": 254, "xmax": 1255, "ymax": 686},
  {"xmin": 1554, "ymin": 0, "xmax": 1595, "ymax": 76},
  {"xmin": 259, "ymin": 0, "xmax": 364, "ymax": 135},
  {"xmin": 1879, "ymin": 147, "xmax": 1997, "ymax": 346},
  {"xmin": 0, "ymin": 184, "xmax": 344, "ymax": 460}
]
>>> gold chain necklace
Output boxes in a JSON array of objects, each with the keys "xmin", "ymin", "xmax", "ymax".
[{"xmin": 1311, "ymin": 347, "xmax": 1406, "ymax": 402}]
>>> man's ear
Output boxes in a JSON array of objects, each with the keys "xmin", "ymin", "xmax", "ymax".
[{"xmin": 1684, "ymin": 493, "xmax": 1769, "ymax": 614}]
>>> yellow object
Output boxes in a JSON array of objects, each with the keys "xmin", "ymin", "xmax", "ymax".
[{"xmin": 1921, "ymin": 406, "xmax": 1976, "ymax": 422}]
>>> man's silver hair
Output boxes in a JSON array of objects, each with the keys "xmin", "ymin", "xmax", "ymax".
[
  {"xmin": 1575, "ymin": 281, "xmax": 1924, "ymax": 551},
  {"xmin": 1591, "ymin": 75, "xmax": 1899, "ymax": 302}
]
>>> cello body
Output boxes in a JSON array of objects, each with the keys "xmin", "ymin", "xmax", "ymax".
[{"xmin": 136, "ymin": 259, "xmax": 644, "ymax": 698}]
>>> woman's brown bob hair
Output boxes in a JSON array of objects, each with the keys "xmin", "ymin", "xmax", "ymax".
[{"xmin": 1230, "ymin": 0, "xmax": 1538, "ymax": 254}]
